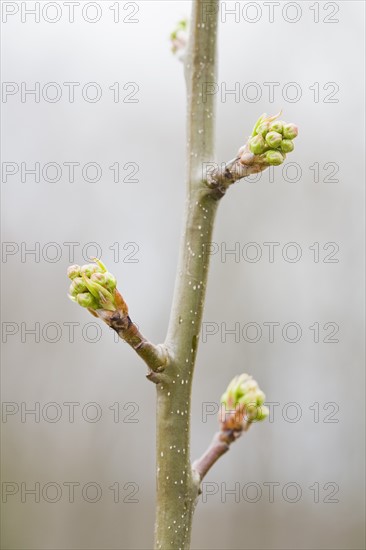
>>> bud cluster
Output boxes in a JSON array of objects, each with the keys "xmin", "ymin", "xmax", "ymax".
[
  {"xmin": 170, "ymin": 19, "xmax": 189, "ymax": 60},
  {"xmin": 239, "ymin": 112, "xmax": 298, "ymax": 168},
  {"xmin": 67, "ymin": 258, "xmax": 118, "ymax": 312},
  {"xmin": 220, "ymin": 374, "xmax": 269, "ymax": 431}
]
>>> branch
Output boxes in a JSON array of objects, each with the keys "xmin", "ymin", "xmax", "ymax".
[
  {"xmin": 96, "ymin": 309, "xmax": 168, "ymax": 375},
  {"xmin": 165, "ymin": 0, "xmax": 219, "ymax": 357},
  {"xmin": 193, "ymin": 374, "xmax": 269, "ymax": 482},
  {"xmin": 206, "ymin": 114, "xmax": 299, "ymax": 194},
  {"xmin": 205, "ymin": 153, "xmax": 267, "ymax": 196},
  {"xmin": 66, "ymin": 259, "xmax": 167, "ymax": 374},
  {"xmin": 154, "ymin": 3, "xmax": 220, "ymax": 549},
  {"xmin": 192, "ymin": 429, "xmax": 244, "ymax": 482}
]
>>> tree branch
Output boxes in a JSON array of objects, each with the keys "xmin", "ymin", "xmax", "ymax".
[
  {"xmin": 66, "ymin": 3, "xmax": 297, "ymax": 546},
  {"xmin": 165, "ymin": 0, "xmax": 219, "ymax": 356},
  {"xmin": 208, "ymin": 156, "xmax": 263, "ymax": 186},
  {"xmin": 154, "ymin": 2, "xmax": 220, "ymax": 549},
  {"xmin": 96, "ymin": 309, "xmax": 168, "ymax": 374},
  {"xmin": 205, "ymin": 146, "xmax": 274, "ymax": 195},
  {"xmin": 193, "ymin": 375, "xmax": 269, "ymax": 482},
  {"xmin": 192, "ymin": 431, "xmax": 235, "ymax": 481},
  {"xmin": 192, "ymin": 428, "xmax": 248, "ymax": 482}
]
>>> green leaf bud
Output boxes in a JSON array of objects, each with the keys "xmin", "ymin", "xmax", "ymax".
[
  {"xmin": 269, "ymin": 120, "xmax": 283, "ymax": 134},
  {"xmin": 80, "ymin": 263, "xmax": 100, "ymax": 277},
  {"xmin": 256, "ymin": 122, "xmax": 269, "ymax": 137},
  {"xmin": 256, "ymin": 405, "xmax": 269, "ymax": 422},
  {"xmin": 265, "ymin": 150, "xmax": 285, "ymax": 166},
  {"xmin": 283, "ymin": 123, "xmax": 298, "ymax": 139},
  {"xmin": 103, "ymin": 272, "xmax": 117, "ymax": 291},
  {"xmin": 238, "ymin": 392, "xmax": 256, "ymax": 407},
  {"xmin": 91, "ymin": 271, "xmax": 117, "ymax": 291},
  {"xmin": 69, "ymin": 277, "xmax": 87, "ymax": 297},
  {"xmin": 82, "ymin": 274, "xmax": 116, "ymax": 311},
  {"xmin": 249, "ymin": 135, "xmax": 266, "ymax": 155},
  {"xmin": 265, "ymin": 131, "xmax": 282, "ymax": 149},
  {"xmin": 220, "ymin": 373, "xmax": 268, "ymax": 430},
  {"xmin": 251, "ymin": 113, "xmax": 267, "ymax": 136},
  {"xmin": 253, "ymin": 110, "xmax": 284, "ymax": 135},
  {"xmin": 170, "ymin": 18, "xmax": 188, "ymax": 57},
  {"xmin": 67, "ymin": 265, "xmax": 81, "ymax": 280},
  {"xmin": 82, "ymin": 274, "xmax": 111, "ymax": 300},
  {"xmin": 243, "ymin": 379, "xmax": 259, "ymax": 392},
  {"xmin": 255, "ymin": 390, "xmax": 266, "ymax": 406},
  {"xmin": 76, "ymin": 292, "xmax": 99, "ymax": 309},
  {"xmin": 67, "ymin": 258, "xmax": 124, "ymax": 314},
  {"xmin": 244, "ymin": 403, "xmax": 262, "ymax": 422},
  {"xmin": 243, "ymin": 403, "xmax": 269, "ymax": 423},
  {"xmin": 280, "ymin": 139, "xmax": 294, "ymax": 153}
]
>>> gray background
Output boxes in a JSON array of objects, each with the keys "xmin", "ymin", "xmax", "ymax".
[{"xmin": 1, "ymin": 1, "xmax": 365, "ymax": 549}]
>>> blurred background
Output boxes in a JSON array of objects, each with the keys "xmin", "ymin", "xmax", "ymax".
[{"xmin": 1, "ymin": 1, "xmax": 365, "ymax": 548}]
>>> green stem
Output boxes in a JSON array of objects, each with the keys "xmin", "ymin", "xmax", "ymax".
[
  {"xmin": 154, "ymin": 2, "xmax": 219, "ymax": 549},
  {"xmin": 155, "ymin": 192, "xmax": 219, "ymax": 550}
]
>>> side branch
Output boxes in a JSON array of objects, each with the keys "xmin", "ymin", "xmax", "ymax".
[
  {"xmin": 206, "ymin": 112, "xmax": 299, "ymax": 194},
  {"xmin": 192, "ymin": 429, "xmax": 243, "ymax": 482},
  {"xmin": 206, "ymin": 154, "xmax": 266, "ymax": 195},
  {"xmin": 66, "ymin": 259, "xmax": 167, "ymax": 374},
  {"xmin": 97, "ymin": 309, "xmax": 168, "ymax": 374},
  {"xmin": 193, "ymin": 374, "xmax": 270, "ymax": 482}
]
